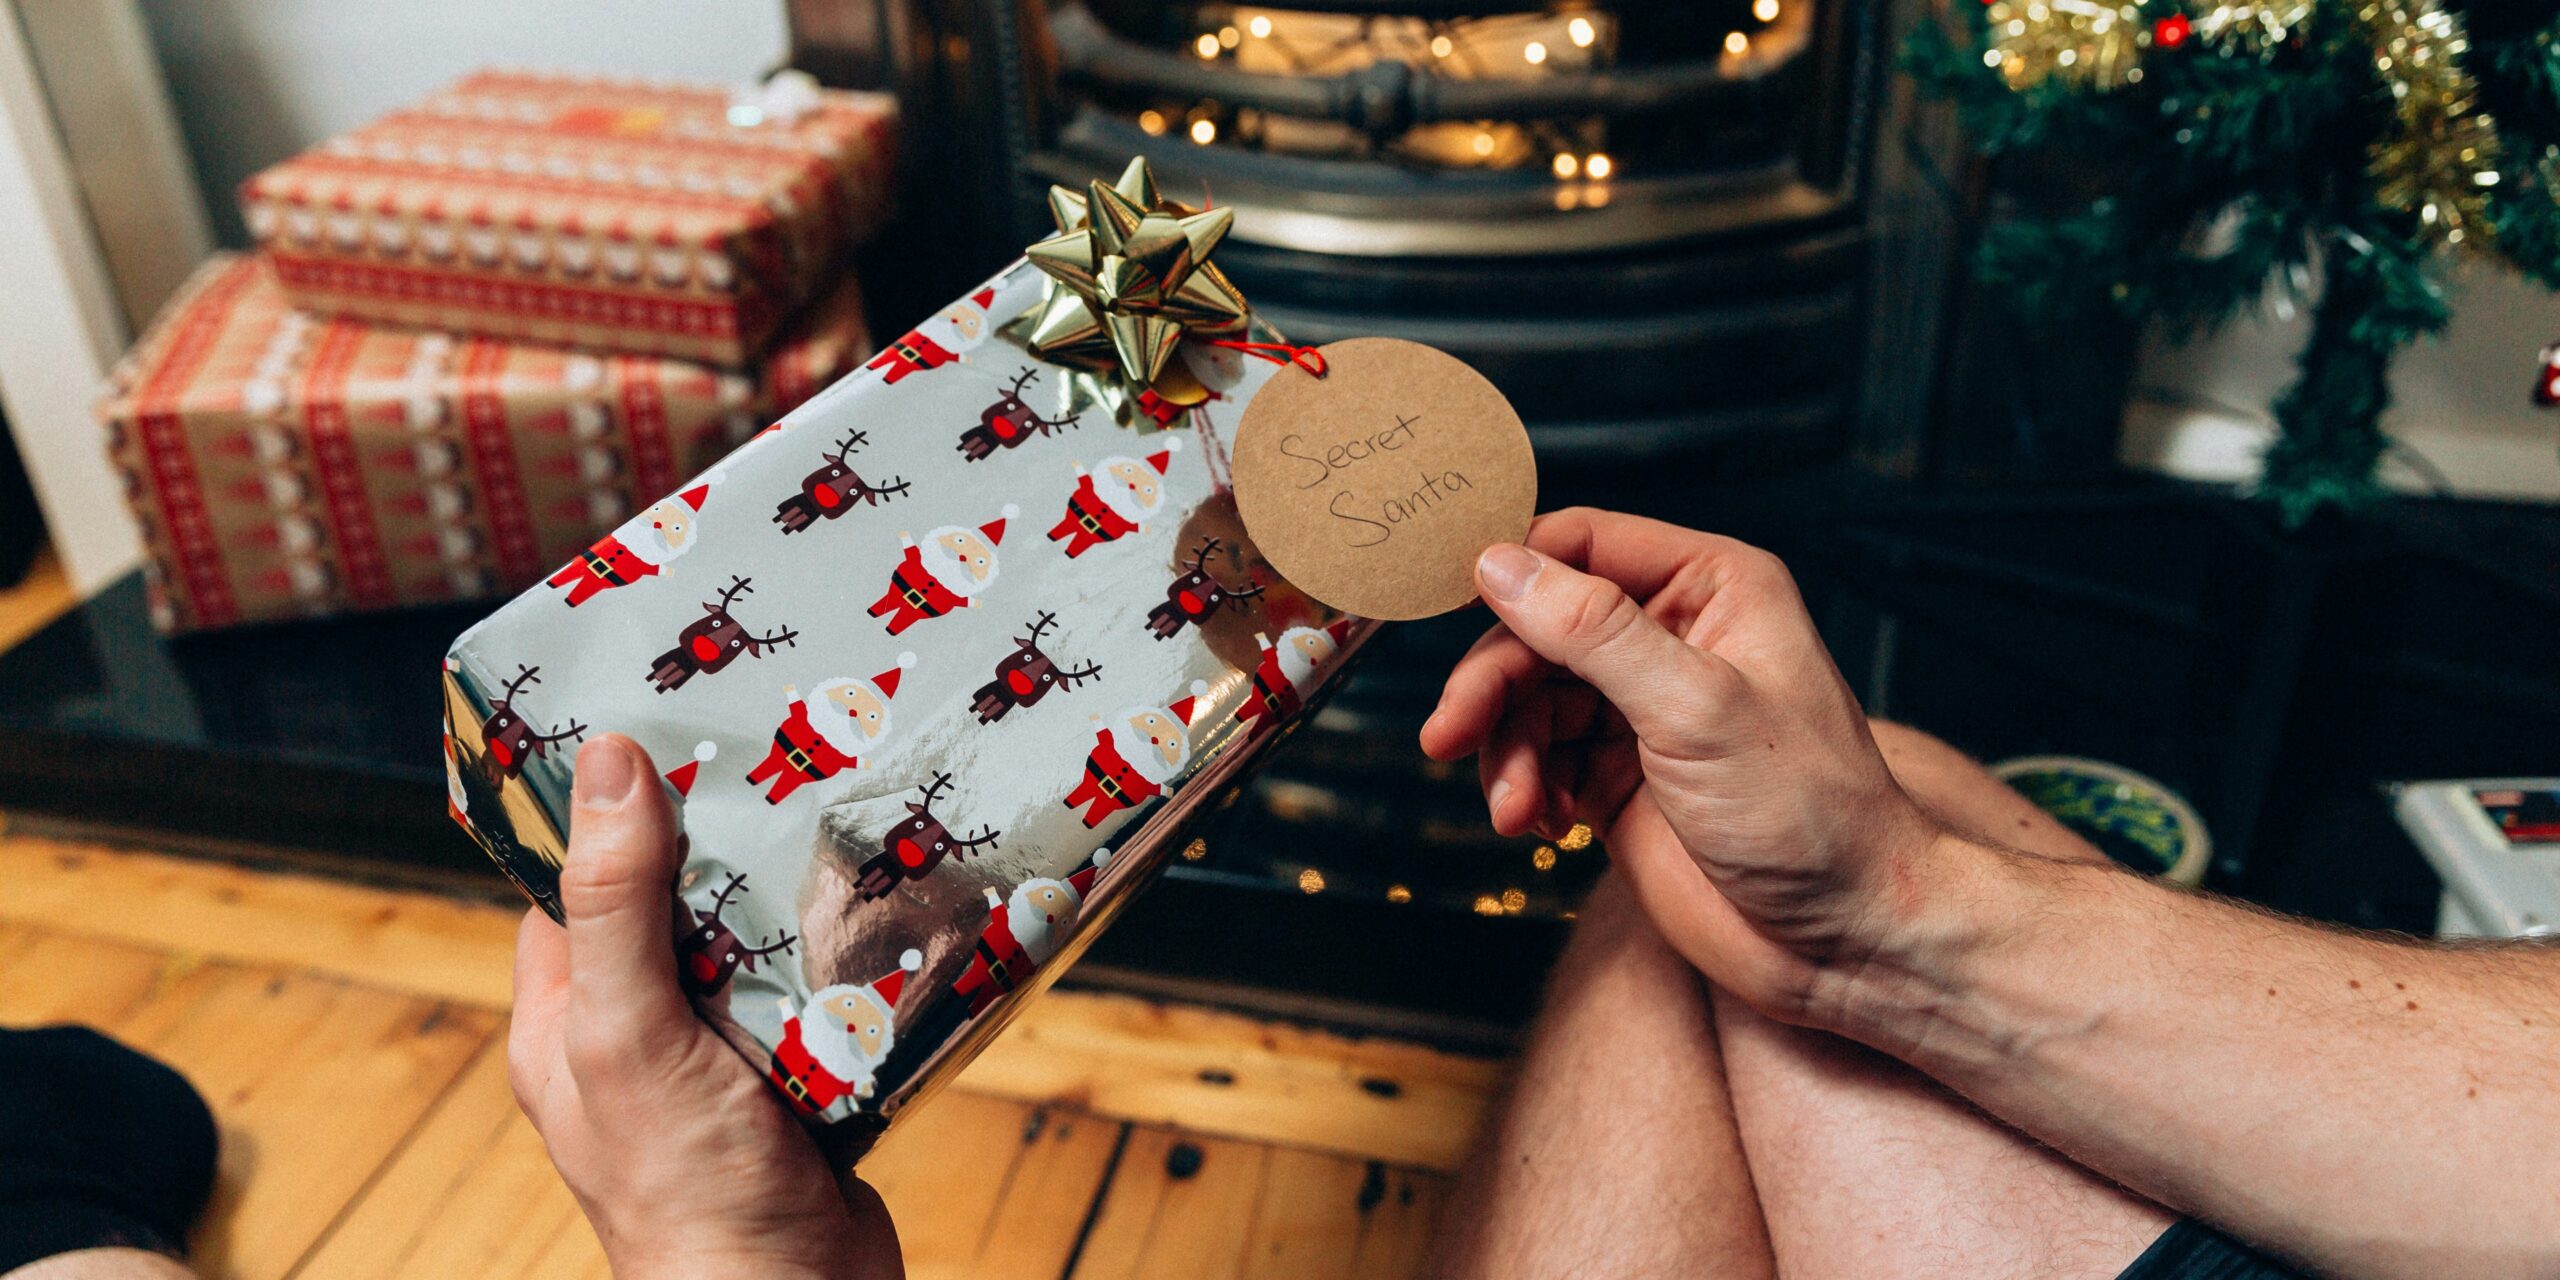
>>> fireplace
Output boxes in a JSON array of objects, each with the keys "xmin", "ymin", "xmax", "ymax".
[{"xmin": 781, "ymin": 0, "xmax": 1904, "ymax": 1023}]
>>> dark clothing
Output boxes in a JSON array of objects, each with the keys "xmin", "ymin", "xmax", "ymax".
[
  {"xmin": 2118, "ymin": 1219, "xmax": 2310, "ymax": 1280},
  {"xmin": 0, "ymin": 1025, "xmax": 218, "ymax": 1271}
]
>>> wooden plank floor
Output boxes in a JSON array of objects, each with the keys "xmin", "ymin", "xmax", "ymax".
[{"xmin": 0, "ymin": 824, "xmax": 1501, "ymax": 1279}]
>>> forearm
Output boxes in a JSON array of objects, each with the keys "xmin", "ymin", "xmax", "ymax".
[{"xmin": 1822, "ymin": 835, "xmax": 2560, "ymax": 1280}]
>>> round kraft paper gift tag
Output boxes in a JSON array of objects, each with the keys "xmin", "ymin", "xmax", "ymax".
[{"xmin": 1230, "ymin": 338, "xmax": 1537, "ymax": 620}]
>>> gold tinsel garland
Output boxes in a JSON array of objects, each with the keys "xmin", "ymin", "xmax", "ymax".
[
  {"xmin": 1983, "ymin": 0, "xmax": 2153, "ymax": 91},
  {"xmin": 1981, "ymin": 2, "xmax": 2316, "ymax": 91},
  {"xmin": 2192, "ymin": 2, "xmax": 2315, "ymax": 53},
  {"xmin": 1982, "ymin": 0, "xmax": 2505, "ymax": 254},
  {"xmin": 2357, "ymin": 0, "xmax": 2502, "ymax": 250}
]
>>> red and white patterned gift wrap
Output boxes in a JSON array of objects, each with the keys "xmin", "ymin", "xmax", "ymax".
[
  {"xmin": 97, "ymin": 255, "xmax": 872, "ymax": 632},
  {"xmin": 239, "ymin": 70, "xmax": 896, "ymax": 368},
  {"xmin": 441, "ymin": 257, "xmax": 1373, "ymax": 1151}
]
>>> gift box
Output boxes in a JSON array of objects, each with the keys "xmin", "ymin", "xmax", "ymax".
[
  {"xmin": 99, "ymin": 255, "xmax": 873, "ymax": 632},
  {"xmin": 443, "ymin": 160, "xmax": 1376, "ymax": 1151},
  {"xmin": 240, "ymin": 70, "xmax": 896, "ymax": 368}
]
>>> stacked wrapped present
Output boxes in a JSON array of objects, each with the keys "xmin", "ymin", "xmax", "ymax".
[{"xmin": 97, "ymin": 70, "xmax": 897, "ymax": 632}]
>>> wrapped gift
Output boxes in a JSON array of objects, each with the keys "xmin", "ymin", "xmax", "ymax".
[
  {"xmin": 240, "ymin": 70, "xmax": 896, "ymax": 368},
  {"xmin": 99, "ymin": 255, "xmax": 873, "ymax": 632},
  {"xmin": 443, "ymin": 159, "xmax": 1375, "ymax": 1152}
]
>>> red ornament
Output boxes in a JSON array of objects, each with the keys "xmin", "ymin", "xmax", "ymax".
[{"xmin": 2154, "ymin": 14, "xmax": 2192, "ymax": 48}]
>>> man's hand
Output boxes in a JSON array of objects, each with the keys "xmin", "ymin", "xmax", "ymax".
[
  {"xmin": 1422, "ymin": 508, "xmax": 1947, "ymax": 1023},
  {"xmin": 510, "ymin": 735, "xmax": 902, "ymax": 1280}
]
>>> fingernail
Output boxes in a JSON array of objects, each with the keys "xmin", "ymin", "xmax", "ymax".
[
  {"xmin": 1488, "ymin": 779, "xmax": 1514, "ymax": 822},
  {"xmin": 575, "ymin": 739, "xmax": 641, "ymax": 809},
  {"xmin": 1478, "ymin": 544, "xmax": 1541, "ymax": 602}
]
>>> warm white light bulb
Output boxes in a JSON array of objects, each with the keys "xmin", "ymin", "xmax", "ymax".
[
  {"xmin": 1195, "ymin": 33, "xmax": 1220, "ymax": 57},
  {"xmin": 1217, "ymin": 25, "xmax": 1240, "ymax": 48},
  {"xmin": 1472, "ymin": 131, "xmax": 1495, "ymax": 156},
  {"xmin": 1190, "ymin": 117, "xmax": 1217, "ymax": 144},
  {"xmin": 1248, "ymin": 14, "xmax": 1272, "ymax": 37},
  {"xmin": 1724, "ymin": 30, "xmax": 1749, "ymax": 55},
  {"xmin": 1753, "ymin": 0, "xmax": 1780, "ymax": 22},
  {"xmin": 1524, "ymin": 40, "xmax": 1549, "ymax": 64},
  {"xmin": 1568, "ymin": 17, "xmax": 1597, "ymax": 47},
  {"xmin": 1585, "ymin": 152, "xmax": 1613, "ymax": 179},
  {"xmin": 1430, "ymin": 34, "xmax": 1454, "ymax": 57},
  {"xmin": 1551, "ymin": 152, "xmax": 1579, "ymax": 179}
]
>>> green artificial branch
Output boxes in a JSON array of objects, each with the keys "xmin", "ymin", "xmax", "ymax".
[{"xmin": 1904, "ymin": 2, "xmax": 2560, "ymax": 525}]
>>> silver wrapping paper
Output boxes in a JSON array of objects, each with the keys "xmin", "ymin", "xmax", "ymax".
[{"xmin": 442, "ymin": 257, "xmax": 1372, "ymax": 1152}]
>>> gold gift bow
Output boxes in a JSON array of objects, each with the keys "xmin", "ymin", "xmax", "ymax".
[{"xmin": 1013, "ymin": 158, "xmax": 1253, "ymax": 411}]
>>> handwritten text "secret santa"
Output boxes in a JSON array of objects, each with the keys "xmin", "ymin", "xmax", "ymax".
[{"xmin": 1277, "ymin": 414, "xmax": 1477, "ymax": 548}]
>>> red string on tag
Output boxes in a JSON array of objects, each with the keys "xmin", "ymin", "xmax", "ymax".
[{"xmin": 1207, "ymin": 338, "xmax": 1328, "ymax": 378}]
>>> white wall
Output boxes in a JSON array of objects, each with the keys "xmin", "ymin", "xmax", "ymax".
[
  {"xmin": 2124, "ymin": 257, "xmax": 2560, "ymax": 502},
  {"xmin": 136, "ymin": 0, "xmax": 791, "ymax": 244}
]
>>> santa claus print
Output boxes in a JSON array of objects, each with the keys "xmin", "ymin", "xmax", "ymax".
[
  {"xmin": 545, "ymin": 483, "xmax": 708, "ymax": 607},
  {"xmin": 745, "ymin": 654, "xmax": 913, "ymax": 804},
  {"xmin": 767, "ymin": 949, "xmax": 922, "ymax": 1118},
  {"xmin": 662, "ymin": 741, "xmax": 717, "ymax": 800},
  {"xmin": 950, "ymin": 856, "xmax": 1106, "ymax": 1018},
  {"xmin": 773, "ymin": 430, "xmax": 911, "ymax": 535},
  {"xmin": 1145, "ymin": 535, "xmax": 1265, "ymax": 641},
  {"xmin": 1062, "ymin": 682, "xmax": 1211, "ymax": 829},
  {"xmin": 1046, "ymin": 441, "xmax": 1181, "ymax": 558},
  {"xmin": 867, "ymin": 508, "xmax": 1015, "ymax": 635},
  {"xmin": 676, "ymin": 871, "xmax": 797, "ymax": 999},
  {"xmin": 1237, "ymin": 622, "xmax": 1353, "ymax": 730},
  {"xmin": 647, "ymin": 575, "xmax": 799, "ymax": 693},
  {"xmin": 866, "ymin": 287, "xmax": 993, "ymax": 385},
  {"xmin": 474, "ymin": 663, "xmax": 586, "ymax": 778},
  {"xmin": 852, "ymin": 772, "xmax": 1002, "ymax": 902}
]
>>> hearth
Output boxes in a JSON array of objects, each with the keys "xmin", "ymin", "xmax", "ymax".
[{"xmin": 788, "ymin": 0, "xmax": 1903, "ymax": 931}]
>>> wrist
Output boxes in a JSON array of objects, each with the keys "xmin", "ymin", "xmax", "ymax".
[
  {"xmin": 1805, "ymin": 829, "xmax": 2049, "ymax": 1061},
  {"xmin": 615, "ymin": 1250, "xmax": 836, "ymax": 1280},
  {"xmin": 610, "ymin": 1225, "xmax": 866, "ymax": 1280}
]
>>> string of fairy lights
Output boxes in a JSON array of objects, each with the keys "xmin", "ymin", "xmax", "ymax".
[
  {"xmin": 1181, "ymin": 810, "xmax": 1599, "ymax": 915},
  {"xmin": 1119, "ymin": 2, "xmax": 1799, "ymax": 183}
]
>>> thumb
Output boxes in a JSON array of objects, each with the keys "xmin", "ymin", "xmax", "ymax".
[
  {"xmin": 559, "ymin": 734, "xmax": 692, "ymax": 1046},
  {"xmin": 1474, "ymin": 543, "xmax": 1736, "ymax": 749}
]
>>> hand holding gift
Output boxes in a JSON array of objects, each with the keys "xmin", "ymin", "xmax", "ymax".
[
  {"xmin": 447, "ymin": 158, "xmax": 1379, "ymax": 1152},
  {"xmin": 509, "ymin": 735, "xmax": 902, "ymax": 1280}
]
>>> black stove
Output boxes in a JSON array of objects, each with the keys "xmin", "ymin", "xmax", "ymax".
[{"xmin": 798, "ymin": 0, "xmax": 1907, "ymax": 928}]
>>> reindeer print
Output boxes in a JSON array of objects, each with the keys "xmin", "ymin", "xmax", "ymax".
[
  {"xmin": 957, "ymin": 367, "xmax": 1080, "ymax": 462},
  {"xmin": 649, "ymin": 576, "xmax": 800, "ymax": 693},
  {"xmin": 971, "ymin": 610, "xmax": 1104, "ymax": 724},
  {"xmin": 478, "ymin": 664, "xmax": 586, "ymax": 778},
  {"xmin": 774, "ymin": 431, "xmax": 912, "ymax": 535},
  {"xmin": 1146, "ymin": 536, "xmax": 1264, "ymax": 640},
  {"xmin": 853, "ymin": 772, "xmax": 1003, "ymax": 901},
  {"xmin": 677, "ymin": 873, "xmax": 798, "ymax": 998}
]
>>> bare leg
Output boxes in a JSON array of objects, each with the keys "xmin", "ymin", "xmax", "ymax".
[
  {"xmin": 1710, "ymin": 721, "xmax": 2174, "ymax": 1279},
  {"xmin": 1429, "ymin": 872, "xmax": 1776, "ymax": 1279},
  {"xmin": 6, "ymin": 1251, "xmax": 196, "ymax": 1279},
  {"xmin": 1432, "ymin": 721, "xmax": 2178, "ymax": 1280}
]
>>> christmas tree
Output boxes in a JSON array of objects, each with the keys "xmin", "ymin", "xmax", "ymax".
[{"xmin": 1906, "ymin": 1, "xmax": 2560, "ymax": 523}]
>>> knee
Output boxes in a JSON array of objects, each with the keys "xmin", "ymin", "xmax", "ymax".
[
  {"xmin": 1552, "ymin": 871, "xmax": 1694, "ymax": 993},
  {"xmin": 1866, "ymin": 717, "xmax": 1965, "ymax": 768},
  {"xmin": 1865, "ymin": 717, "xmax": 1988, "ymax": 796}
]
